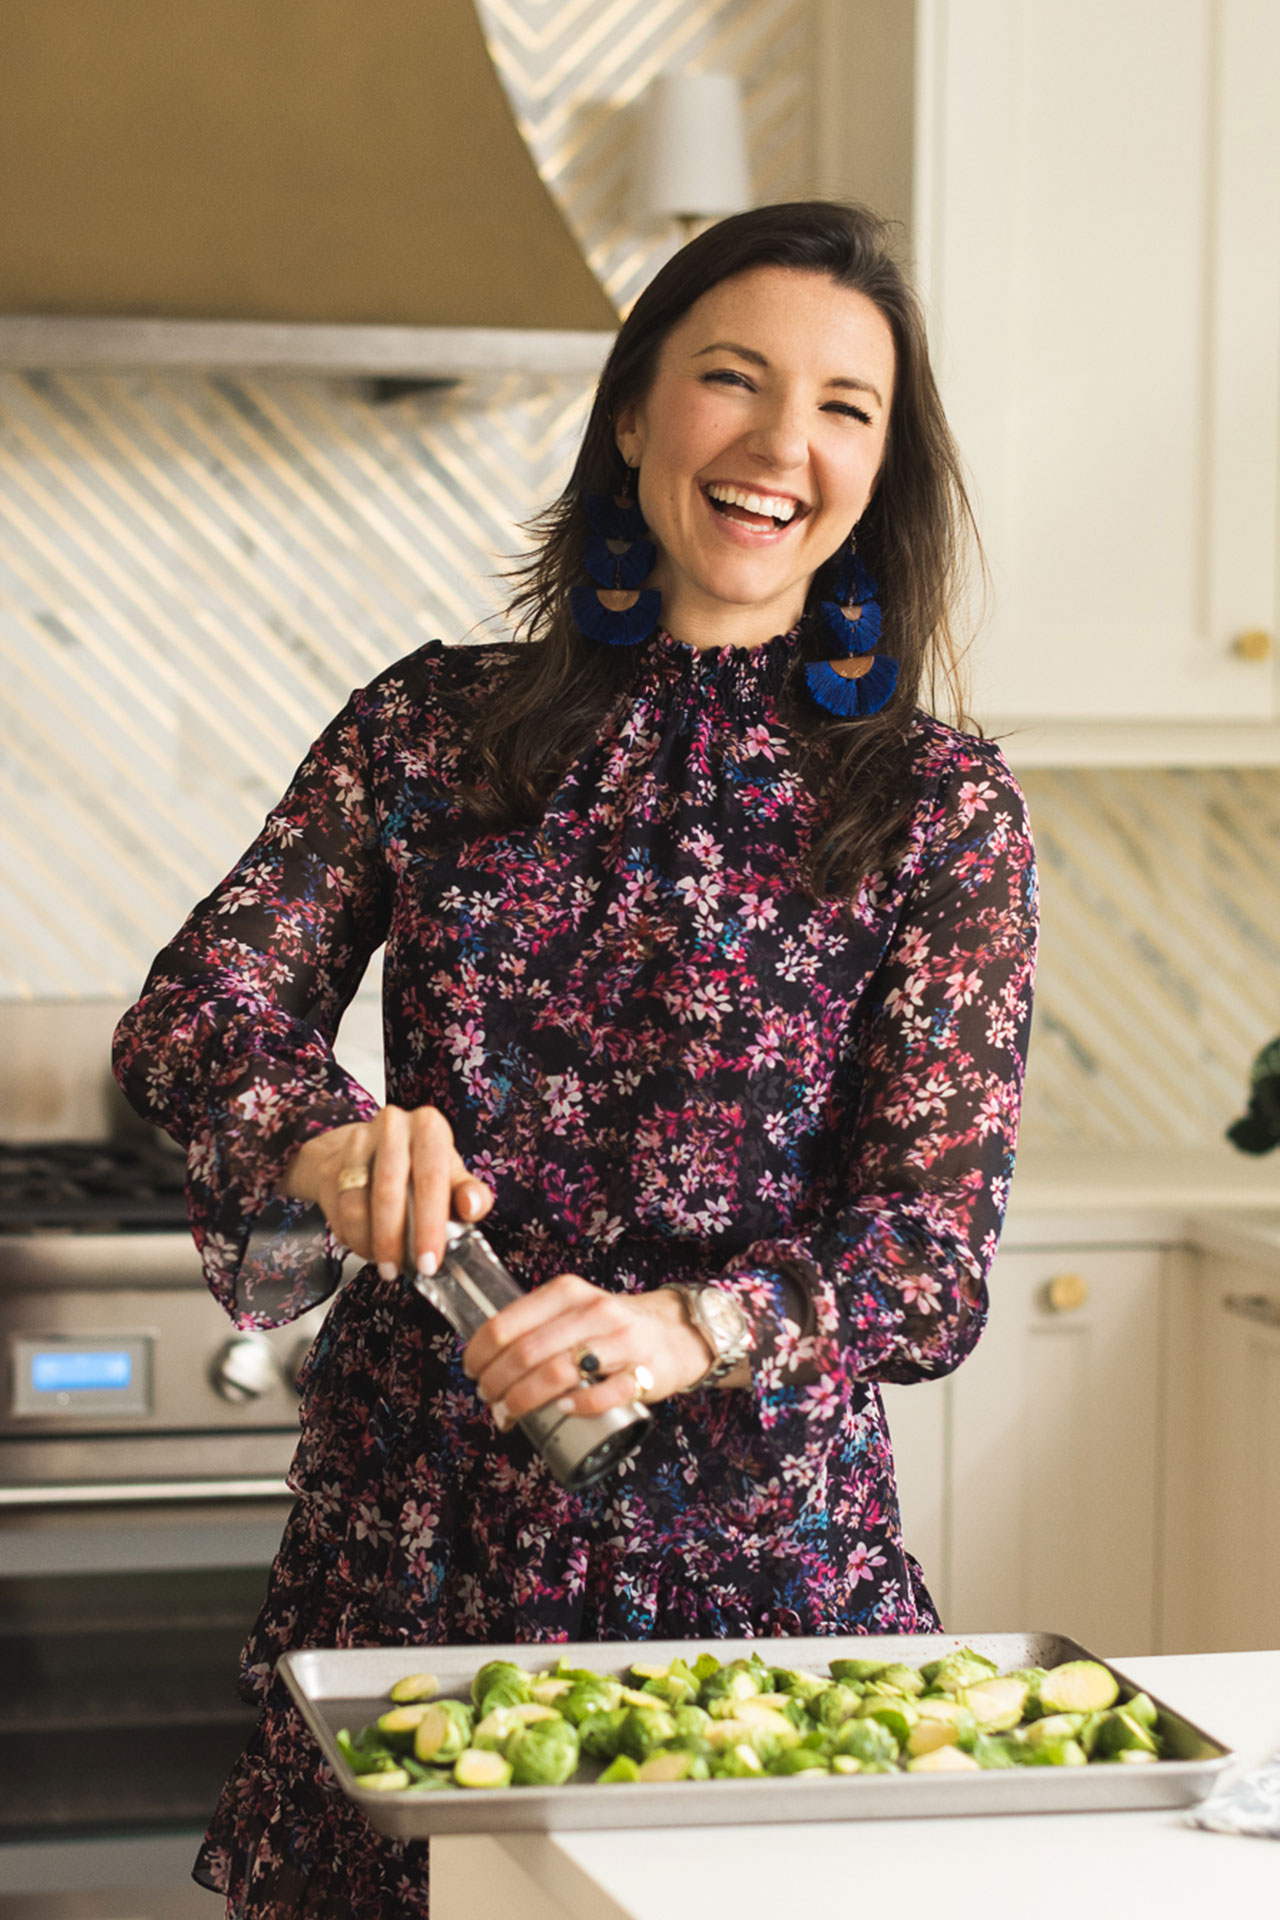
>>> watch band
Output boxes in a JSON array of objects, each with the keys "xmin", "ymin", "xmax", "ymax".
[{"xmin": 666, "ymin": 1283, "xmax": 752, "ymax": 1389}]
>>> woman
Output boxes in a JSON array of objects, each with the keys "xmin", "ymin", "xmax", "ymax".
[{"xmin": 113, "ymin": 201, "xmax": 1037, "ymax": 1916}]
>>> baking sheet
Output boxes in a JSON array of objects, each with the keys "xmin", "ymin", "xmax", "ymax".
[{"xmin": 278, "ymin": 1631, "xmax": 1233, "ymax": 1837}]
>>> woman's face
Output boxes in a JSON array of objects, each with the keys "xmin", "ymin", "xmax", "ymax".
[{"xmin": 614, "ymin": 264, "xmax": 896, "ymax": 649}]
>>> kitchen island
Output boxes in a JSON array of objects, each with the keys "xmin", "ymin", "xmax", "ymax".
[{"xmin": 431, "ymin": 1651, "xmax": 1279, "ymax": 1920}]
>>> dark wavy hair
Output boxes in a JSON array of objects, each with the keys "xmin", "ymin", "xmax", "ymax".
[{"xmin": 459, "ymin": 200, "xmax": 980, "ymax": 897}]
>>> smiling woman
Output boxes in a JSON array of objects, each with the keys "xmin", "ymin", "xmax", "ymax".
[{"xmin": 111, "ymin": 202, "xmax": 1038, "ymax": 1919}]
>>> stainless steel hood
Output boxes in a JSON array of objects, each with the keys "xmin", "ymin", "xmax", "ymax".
[{"xmin": 0, "ymin": 0, "xmax": 618, "ymax": 334}]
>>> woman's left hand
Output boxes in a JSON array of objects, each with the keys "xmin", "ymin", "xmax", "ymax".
[{"xmin": 461, "ymin": 1276, "xmax": 723, "ymax": 1431}]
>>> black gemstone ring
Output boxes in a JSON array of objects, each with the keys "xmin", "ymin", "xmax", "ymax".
[{"xmin": 573, "ymin": 1346, "xmax": 602, "ymax": 1380}]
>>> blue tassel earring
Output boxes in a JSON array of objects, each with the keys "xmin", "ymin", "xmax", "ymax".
[
  {"xmin": 569, "ymin": 467, "xmax": 662, "ymax": 648},
  {"xmin": 805, "ymin": 537, "xmax": 899, "ymax": 718}
]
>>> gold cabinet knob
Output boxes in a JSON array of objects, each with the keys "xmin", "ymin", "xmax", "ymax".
[
  {"xmin": 1044, "ymin": 1271, "xmax": 1089, "ymax": 1314},
  {"xmin": 1232, "ymin": 628, "xmax": 1274, "ymax": 663}
]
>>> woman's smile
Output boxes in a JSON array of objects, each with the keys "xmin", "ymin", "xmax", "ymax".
[{"xmin": 614, "ymin": 263, "xmax": 896, "ymax": 651}]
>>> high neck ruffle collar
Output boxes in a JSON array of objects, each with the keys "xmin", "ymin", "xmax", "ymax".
[{"xmin": 640, "ymin": 623, "xmax": 804, "ymax": 719}]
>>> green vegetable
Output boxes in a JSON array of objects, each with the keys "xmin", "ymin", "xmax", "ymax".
[
  {"xmin": 358, "ymin": 1767, "xmax": 412, "ymax": 1792},
  {"xmin": 508, "ymin": 1717, "xmax": 580, "ymax": 1786},
  {"xmin": 578, "ymin": 1708, "xmax": 628, "ymax": 1762},
  {"xmin": 960, "ymin": 1676, "xmax": 1030, "ymax": 1732},
  {"xmin": 376, "ymin": 1704, "xmax": 438, "ymax": 1752},
  {"xmin": 412, "ymin": 1700, "xmax": 474, "ymax": 1765},
  {"xmin": 769, "ymin": 1747, "xmax": 831, "ymax": 1775},
  {"xmin": 1122, "ymin": 1691, "xmax": 1158, "ymax": 1732},
  {"xmin": 874, "ymin": 1663, "xmax": 926, "ymax": 1699},
  {"xmin": 1036, "ymin": 1661, "xmax": 1119, "ymax": 1715},
  {"xmin": 1092, "ymin": 1709, "xmax": 1158, "ymax": 1759},
  {"xmin": 471, "ymin": 1661, "xmax": 534, "ymax": 1716},
  {"xmin": 1024, "ymin": 1735, "xmax": 1088, "ymax": 1767},
  {"xmin": 771, "ymin": 1667, "xmax": 830, "ymax": 1704},
  {"xmin": 713, "ymin": 1742, "xmax": 766, "ymax": 1779},
  {"xmin": 388, "ymin": 1672, "xmax": 439, "ymax": 1704},
  {"xmin": 335, "ymin": 1727, "xmax": 402, "ymax": 1776},
  {"xmin": 637, "ymin": 1750, "xmax": 710, "ymax": 1782},
  {"xmin": 618, "ymin": 1705, "xmax": 679, "ymax": 1761},
  {"xmin": 832, "ymin": 1718, "xmax": 899, "ymax": 1767},
  {"xmin": 598, "ymin": 1754, "xmax": 642, "ymax": 1783},
  {"xmin": 971, "ymin": 1734, "xmax": 1022, "ymax": 1769},
  {"xmin": 906, "ymin": 1745, "xmax": 981, "ymax": 1773},
  {"xmin": 454, "ymin": 1748, "xmax": 513, "ymax": 1789},
  {"xmin": 829, "ymin": 1657, "xmax": 889, "ymax": 1685},
  {"xmin": 812, "ymin": 1683, "xmax": 863, "ymax": 1731},
  {"xmin": 921, "ymin": 1649, "xmax": 1000, "ymax": 1695}
]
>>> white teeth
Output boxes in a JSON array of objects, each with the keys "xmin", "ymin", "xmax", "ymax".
[{"xmin": 706, "ymin": 482, "xmax": 799, "ymax": 523}]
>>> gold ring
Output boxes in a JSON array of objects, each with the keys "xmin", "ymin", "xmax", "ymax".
[
  {"xmin": 336, "ymin": 1164, "xmax": 371, "ymax": 1194},
  {"xmin": 632, "ymin": 1364, "xmax": 655, "ymax": 1398}
]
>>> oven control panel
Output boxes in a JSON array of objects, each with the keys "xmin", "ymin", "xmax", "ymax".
[{"xmin": 1, "ymin": 1265, "xmax": 334, "ymax": 1436}]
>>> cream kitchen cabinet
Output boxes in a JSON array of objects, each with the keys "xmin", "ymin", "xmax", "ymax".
[
  {"xmin": 884, "ymin": 1239, "xmax": 1168, "ymax": 1652},
  {"xmin": 1172, "ymin": 1249, "xmax": 1280, "ymax": 1653},
  {"xmin": 820, "ymin": 0, "xmax": 1280, "ymax": 733}
]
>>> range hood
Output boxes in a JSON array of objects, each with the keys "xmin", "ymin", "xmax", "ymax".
[{"xmin": 0, "ymin": 0, "xmax": 617, "ymax": 335}]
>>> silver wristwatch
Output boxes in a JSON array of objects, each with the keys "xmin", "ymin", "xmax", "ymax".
[{"xmin": 667, "ymin": 1283, "xmax": 752, "ymax": 1388}]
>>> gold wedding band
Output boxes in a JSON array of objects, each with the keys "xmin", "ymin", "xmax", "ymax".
[
  {"xmin": 632, "ymin": 1364, "xmax": 655, "ymax": 1398},
  {"xmin": 336, "ymin": 1164, "xmax": 371, "ymax": 1194}
]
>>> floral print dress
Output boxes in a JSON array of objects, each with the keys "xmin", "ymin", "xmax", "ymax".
[{"xmin": 113, "ymin": 627, "xmax": 1037, "ymax": 1918}]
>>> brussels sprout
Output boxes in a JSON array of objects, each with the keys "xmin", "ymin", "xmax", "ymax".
[
  {"xmin": 1037, "ymin": 1661, "xmax": 1119, "ymax": 1715},
  {"xmin": 598, "ymin": 1754, "xmax": 642, "ymax": 1783},
  {"xmin": 769, "ymin": 1747, "xmax": 831, "ymax": 1775},
  {"xmin": 561, "ymin": 1678, "xmax": 625, "ymax": 1725},
  {"xmin": 472, "ymin": 1703, "xmax": 559, "ymax": 1752},
  {"xmin": 874, "ymin": 1663, "xmax": 927, "ymax": 1699},
  {"xmin": 912, "ymin": 1698, "xmax": 978, "ymax": 1750},
  {"xmin": 530, "ymin": 1678, "xmax": 574, "ymax": 1707},
  {"xmin": 454, "ymin": 1748, "xmax": 513, "ymax": 1789},
  {"xmin": 375, "ymin": 1704, "xmax": 438, "ymax": 1752},
  {"xmin": 578, "ymin": 1708, "xmax": 628, "ymax": 1762},
  {"xmin": 921, "ymin": 1649, "xmax": 1000, "ymax": 1696},
  {"xmin": 637, "ymin": 1750, "xmax": 710, "ymax": 1782},
  {"xmin": 713, "ymin": 1742, "xmax": 766, "ymax": 1779},
  {"xmin": 671, "ymin": 1704, "xmax": 712, "ymax": 1743},
  {"xmin": 906, "ymin": 1709, "xmax": 978, "ymax": 1758},
  {"xmin": 507, "ymin": 1717, "xmax": 581, "ymax": 1787},
  {"xmin": 812, "ymin": 1684, "xmax": 863, "ymax": 1732},
  {"xmin": 970, "ymin": 1733, "xmax": 1022, "ymax": 1770},
  {"xmin": 618, "ymin": 1705, "xmax": 678, "ymax": 1761},
  {"xmin": 641, "ymin": 1670, "xmax": 699, "ymax": 1709},
  {"xmin": 692, "ymin": 1652, "xmax": 722, "ymax": 1684},
  {"xmin": 771, "ymin": 1667, "xmax": 829, "ymax": 1704},
  {"xmin": 412, "ymin": 1699, "xmax": 474, "ymax": 1766},
  {"xmin": 629, "ymin": 1660, "xmax": 670, "ymax": 1683},
  {"xmin": 832, "ymin": 1717, "xmax": 899, "ymax": 1768},
  {"xmin": 1002, "ymin": 1667, "xmax": 1048, "ymax": 1716},
  {"xmin": 829, "ymin": 1657, "xmax": 889, "ymax": 1684},
  {"xmin": 402, "ymin": 1760, "xmax": 458, "ymax": 1792},
  {"xmin": 830, "ymin": 1754, "xmax": 863, "ymax": 1775},
  {"xmin": 472, "ymin": 1662, "xmax": 536, "ymax": 1717},
  {"xmin": 700, "ymin": 1662, "xmax": 766, "ymax": 1711},
  {"xmin": 1092, "ymin": 1709, "xmax": 1159, "ymax": 1759},
  {"xmin": 1024, "ymin": 1735, "xmax": 1088, "ymax": 1768},
  {"xmin": 358, "ymin": 1767, "xmax": 412, "ymax": 1792},
  {"xmin": 906, "ymin": 1745, "xmax": 981, "ymax": 1773},
  {"xmin": 1121, "ymin": 1691, "xmax": 1158, "ymax": 1733},
  {"xmin": 336, "ymin": 1727, "xmax": 401, "ymax": 1776},
  {"xmin": 1021, "ymin": 1713, "xmax": 1085, "ymax": 1753},
  {"xmin": 858, "ymin": 1697, "xmax": 918, "ymax": 1747},
  {"xmin": 960, "ymin": 1676, "xmax": 1030, "ymax": 1732},
  {"xmin": 388, "ymin": 1672, "xmax": 439, "ymax": 1704},
  {"xmin": 1110, "ymin": 1748, "xmax": 1159, "ymax": 1766}
]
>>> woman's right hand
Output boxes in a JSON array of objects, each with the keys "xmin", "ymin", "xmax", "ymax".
[{"xmin": 276, "ymin": 1106, "xmax": 494, "ymax": 1280}]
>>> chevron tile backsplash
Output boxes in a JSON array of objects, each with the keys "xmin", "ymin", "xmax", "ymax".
[{"xmin": 0, "ymin": 0, "xmax": 1275, "ymax": 1153}]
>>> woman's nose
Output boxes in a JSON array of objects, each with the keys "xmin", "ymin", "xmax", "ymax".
[{"xmin": 745, "ymin": 401, "xmax": 807, "ymax": 471}]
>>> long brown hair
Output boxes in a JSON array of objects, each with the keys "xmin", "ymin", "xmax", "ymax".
[{"xmin": 459, "ymin": 200, "xmax": 980, "ymax": 897}]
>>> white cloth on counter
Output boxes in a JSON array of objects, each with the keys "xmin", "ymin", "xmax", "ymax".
[{"xmin": 1188, "ymin": 1753, "xmax": 1280, "ymax": 1837}]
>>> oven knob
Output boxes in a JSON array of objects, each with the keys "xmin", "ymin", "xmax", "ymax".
[{"xmin": 211, "ymin": 1334, "xmax": 281, "ymax": 1403}]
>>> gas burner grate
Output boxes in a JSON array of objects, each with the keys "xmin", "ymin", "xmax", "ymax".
[{"xmin": 0, "ymin": 1139, "xmax": 189, "ymax": 1231}]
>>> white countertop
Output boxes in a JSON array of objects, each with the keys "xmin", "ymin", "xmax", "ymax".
[
  {"xmin": 1007, "ymin": 1140, "xmax": 1280, "ymax": 1216},
  {"xmin": 433, "ymin": 1651, "xmax": 1279, "ymax": 1920}
]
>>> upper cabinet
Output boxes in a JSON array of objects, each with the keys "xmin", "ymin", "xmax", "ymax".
[{"xmin": 819, "ymin": 1, "xmax": 1280, "ymax": 741}]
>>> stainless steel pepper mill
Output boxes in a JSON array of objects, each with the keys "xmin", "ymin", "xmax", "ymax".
[{"xmin": 403, "ymin": 1204, "xmax": 651, "ymax": 1491}]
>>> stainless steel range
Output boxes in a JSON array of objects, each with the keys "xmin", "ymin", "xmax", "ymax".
[{"xmin": 0, "ymin": 1134, "xmax": 331, "ymax": 1903}]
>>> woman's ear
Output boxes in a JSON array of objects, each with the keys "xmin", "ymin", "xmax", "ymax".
[{"xmin": 614, "ymin": 402, "xmax": 643, "ymax": 470}]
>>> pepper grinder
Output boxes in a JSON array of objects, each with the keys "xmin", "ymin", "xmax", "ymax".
[{"xmin": 403, "ymin": 1204, "xmax": 651, "ymax": 1490}]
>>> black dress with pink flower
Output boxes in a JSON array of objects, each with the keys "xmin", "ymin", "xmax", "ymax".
[{"xmin": 113, "ymin": 629, "xmax": 1037, "ymax": 1917}]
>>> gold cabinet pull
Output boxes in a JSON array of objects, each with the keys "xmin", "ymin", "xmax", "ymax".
[
  {"xmin": 1044, "ymin": 1271, "xmax": 1089, "ymax": 1314},
  {"xmin": 1232, "ymin": 628, "xmax": 1274, "ymax": 662}
]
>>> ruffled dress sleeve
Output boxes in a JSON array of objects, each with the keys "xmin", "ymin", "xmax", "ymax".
[
  {"xmin": 702, "ymin": 742, "xmax": 1038, "ymax": 1483},
  {"xmin": 111, "ymin": 667, "xmax": 406, "ymax": 1328}
]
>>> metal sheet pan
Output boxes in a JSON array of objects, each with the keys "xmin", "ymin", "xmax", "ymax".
[{"xmin": 278, "ymin": 1631, "xmax": 1233, "ymax": 1837}]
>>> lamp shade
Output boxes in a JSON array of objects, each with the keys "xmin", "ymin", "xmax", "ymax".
[{"xmin": 633, "ymin": 72, "xmax": 751, "ymax": 224}]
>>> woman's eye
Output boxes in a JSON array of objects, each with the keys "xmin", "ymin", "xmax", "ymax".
[
  {"xmin": 824, "ymin": 401, "xmax": 873, "ymax": 425},
  {"xmin": 702, "ymin": 368, "xmax": 754, "ymax": 390}
]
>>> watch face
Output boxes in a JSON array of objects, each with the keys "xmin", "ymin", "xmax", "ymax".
[{"xmin": 702, "ymin": 1288, "xmax": 748, "ymax": 1347}]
